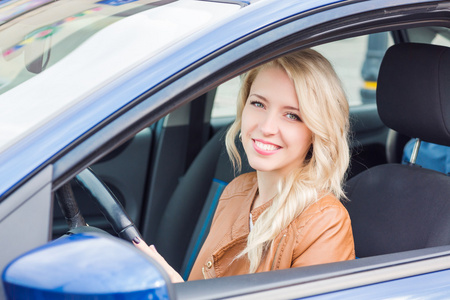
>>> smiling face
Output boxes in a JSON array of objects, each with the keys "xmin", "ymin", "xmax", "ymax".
[{"xmin": 240, "ymin": 66, "xmax": 313, "ymax": 177}]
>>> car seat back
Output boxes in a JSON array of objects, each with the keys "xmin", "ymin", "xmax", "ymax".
[
  {"xmin": 154, "ymin": 125, "xmax": 253, "ymax": 277},
  {"xmin": 345, "ymin": 43, "xmax": 450, "ymax": 258}
]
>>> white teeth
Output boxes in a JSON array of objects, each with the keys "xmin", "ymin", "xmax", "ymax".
[{"xmin": 255, "ymin": 140, "xmax": 280, "ymax": 151}]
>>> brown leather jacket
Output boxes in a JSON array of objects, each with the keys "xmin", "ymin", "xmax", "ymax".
[{"xmin": 188, "ymin": 172, "xmax": 355, "ymax": 280}]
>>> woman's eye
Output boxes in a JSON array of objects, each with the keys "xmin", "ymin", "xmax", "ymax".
[
  {"xmin": 286, "ymin": 113, "xmax": 301, "ymax": 121},
  {"xmin": 250, "ymin": 101, "xmax": 264, "ymax": 108}
]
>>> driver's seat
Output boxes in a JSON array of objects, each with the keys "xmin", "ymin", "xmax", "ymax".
[{"xmin": 345, "ymin": 43, "xmax": 450, "ymax": 258}]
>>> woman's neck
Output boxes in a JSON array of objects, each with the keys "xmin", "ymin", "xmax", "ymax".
[{"xmin": 253, "ymin": 171, "xmax": 282, "ymax": 209}]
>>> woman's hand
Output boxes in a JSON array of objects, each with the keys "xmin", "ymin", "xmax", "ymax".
[{"xmin": 133, "ymin": 237, "xmax": 184, "ymax": 283}]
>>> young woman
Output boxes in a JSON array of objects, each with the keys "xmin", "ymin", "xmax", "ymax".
[{"xmin": 134, "ymin": 49, "xmax": 355, "ymax": 282}]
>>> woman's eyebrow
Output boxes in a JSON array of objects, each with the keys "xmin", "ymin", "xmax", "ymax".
[
  {"xmin": 284, "ymin": 106, "xmax": 300, "ymax": 111},
  {"xmin": 248, "ymin": 93, "xmax": 267, "ymax": 101},
  {"xmin": 249, "ymin": 94, "xmax": 300, "ymax": 111}
]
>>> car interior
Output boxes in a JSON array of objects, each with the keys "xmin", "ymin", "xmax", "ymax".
[{"xmin": 52, "ymin": 25, "xmax": 450, "ymax": 284}]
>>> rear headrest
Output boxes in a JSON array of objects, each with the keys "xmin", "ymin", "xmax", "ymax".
[{"xmin": 377, "ymin": 43, "xmax": 450, "ymax": 147}]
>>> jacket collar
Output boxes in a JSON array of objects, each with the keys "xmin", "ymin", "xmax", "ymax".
[
  {"xmin": 229, "ymin": 173, "xmax": 273, "ymax": 240},
  {"xmin": 230, "ymin": 174, "xmax": 258, "ymax": 241}
]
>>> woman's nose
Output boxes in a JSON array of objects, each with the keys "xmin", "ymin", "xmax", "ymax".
[{"xmin": 259, "ymin": 113, "xmax": 278, "ymax": 136}]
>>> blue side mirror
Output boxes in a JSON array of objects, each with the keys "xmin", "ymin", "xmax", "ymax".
[{"xmin": 2, "ymin": 233, "xmax": 174, "ymax": 299}]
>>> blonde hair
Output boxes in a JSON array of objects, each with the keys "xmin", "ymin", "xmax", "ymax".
[{"xmin": 225, "ymin": 49, "xmax": 350, "ymax": 273}]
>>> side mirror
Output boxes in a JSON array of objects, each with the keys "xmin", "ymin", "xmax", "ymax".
[{"xmin": 2, "ymin": 233, "xmax": 175, "ymax": 299}]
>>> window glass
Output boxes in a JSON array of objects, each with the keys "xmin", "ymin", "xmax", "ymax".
[
  {"xmin": 407, "ymin": 26, "xmax": 450, "ymax": 47},
  {"xmin": 314, "ymin": 33, "xmax": 392, "ymax": 107},
  {"xmin": 0, "ymin": 0, "xmax": 166, "ymax": 94},
  {"xmin": 0, "ymin": 0, "xmax": 241, "ymax": 152},
  {"xmin": 212, "ymin": 76, "xmax": 241, "ymax": 118},
  {"xmin": 211, "ymin": 33, "xmax": 393, "ymax": 118}
]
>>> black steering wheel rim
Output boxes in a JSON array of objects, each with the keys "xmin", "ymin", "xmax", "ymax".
[{"xmin": 56, "ymin": 168, "xmax": 142, "ymax": 243}]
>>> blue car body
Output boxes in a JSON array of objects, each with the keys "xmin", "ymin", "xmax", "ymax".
[{"xmin": 1, "ymin": 0, "xmax": 450, "ymax": 299}]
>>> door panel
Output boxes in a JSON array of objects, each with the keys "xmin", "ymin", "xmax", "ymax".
[{"xmin": 0, "ymin": 165, "xmax": 53, "ymax": 299}]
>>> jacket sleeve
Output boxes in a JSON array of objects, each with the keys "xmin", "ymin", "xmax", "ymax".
[{"xmin": 291, "ymin": 203, "xmax": 355, "ymax": 268}]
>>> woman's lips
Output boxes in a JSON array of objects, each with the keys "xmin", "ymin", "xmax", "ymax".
[{"xmin": 252, "ymin": 139, "xmax": 282, "ymax": 155}]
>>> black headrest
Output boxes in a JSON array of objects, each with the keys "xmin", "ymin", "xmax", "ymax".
[{"xmin": 377, "ymin": 43, "xmax": 450, "ymax": 147}]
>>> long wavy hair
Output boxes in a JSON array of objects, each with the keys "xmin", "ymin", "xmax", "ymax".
[{"xmin": 225, "ymin": 49, "xmax": 350, "ymax": 273}]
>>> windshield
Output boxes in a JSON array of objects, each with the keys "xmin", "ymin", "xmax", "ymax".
[
  {"xmin": 0, "ymin": 0, "xmax": 240, "ymax": 153},
  {"xmin": 0, "ymin": 0, "xmax": 176, "ymax": 93}
]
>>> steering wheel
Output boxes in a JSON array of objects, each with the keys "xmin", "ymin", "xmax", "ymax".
[{"xmin": 55, "ymin": 168, "xmax": 142, "ymax": 243}]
